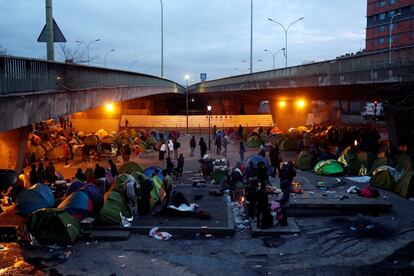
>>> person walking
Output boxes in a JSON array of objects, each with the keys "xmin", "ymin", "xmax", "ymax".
[
  {"xmin": 159, "ymin": 140, "xmax": 166, "ymax": 160},
  {"xmin": 166, "ymin": 157, "xmax": 174, "ymax": 175},
  {"xmin": 167, "ymin": 140, "xmax": 174, "ymax": 159},
  {"xmin": 75, "ymin": 168, "xmax": 86, "ymax": 182},
  {"xmin": 45, "ymin": 161, "xmax": 56, "ymax": 184},
  {"xmin": 215, "ymin": 135, "xmax": 222, "ymax": 155},
  {"xmin": 199, "ymin": 137, "xmax": 207, "ymax": 159},
  {"xmin": 29, "ymin": 164, "xmax": 38, "ymax": 185},
  {"xmin": 177, "ymin": 154, "xmax": 185, "ymax": 177},
  {"xmin": 37, "ymin": 162, "xmax": 46, "ymax": 183},
  {"xmin": 269, "ymin": 145, "xmax": 281, "ymax": 177},
  {"xmin": 108, "ymin": 159, "xmax": 118, "ymax": 177},
  {"xmin": 256, "ymin": 182, "xmax": 270, "ymax": 229},
  {"xmin": 173, "ymin": 138, "xmax": 180, "ymax": 160},
  {"xmin": 222, "ymin": 136, "xmax": 228, "ymax": 157},
  {"xmin": 189, "ymin": 136, "xmax": 196, "ymax": 156},
  {"xmin": 239, "ymin": 141, "xmax": 246, "ymax": 162},
  {"xmin": 121, "ymin": 143, "xmax": 131, "ymax": 164}
]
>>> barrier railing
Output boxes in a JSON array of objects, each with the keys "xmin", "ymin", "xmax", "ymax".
[{"xmin": 0, "ymin": 56, "xmax": 184, "ymax": 96}]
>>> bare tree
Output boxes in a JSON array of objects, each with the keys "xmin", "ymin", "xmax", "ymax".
[
  {"xmin": 59, "ymin": 43, "xmax": 87, "ymax": 64},
  {"xmin": 0, "ymin": 45, "xmax": 9, "ymax": 55}
]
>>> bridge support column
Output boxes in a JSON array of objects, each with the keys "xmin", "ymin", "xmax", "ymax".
[{"xmin": 0, "ymin": 127, "xmax": 30, "ymax": 172}]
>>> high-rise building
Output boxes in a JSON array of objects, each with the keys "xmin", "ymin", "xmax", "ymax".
[{"xmin": 366, "ymin": 0, "xmax": 414, "ymax": 51}]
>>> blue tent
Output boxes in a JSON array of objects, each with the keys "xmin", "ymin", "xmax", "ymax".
[
  {"xmin": 80, "ymin": 184, "xmax": 103, "ymax": 212},
  {"xmin": 245, "ymin": 155, "xmax": 273, "ymax": 175},
  {"xmin": 15, "ymin": 184, "xmax": 55, "ymax": 216},
  {"xmin": 65, "ymin": 181, "xmax": 86, "ymax": 197},
  {"xmin": 143, "ymin": 166, "xmax": 164, "ymax": 180},
  {"xmin": 58, "ymin": 190, "xmax": 94, "ymax": 219}
]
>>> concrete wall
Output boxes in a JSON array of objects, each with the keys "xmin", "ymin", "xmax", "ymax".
[{"xmin": 0, "ymin": 128, "xmax": 29, "ymax": 171}]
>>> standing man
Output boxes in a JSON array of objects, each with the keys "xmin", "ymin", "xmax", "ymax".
[
  {"xmin": 215, "ymin": 135, "xmax": 222, "ymax": 155},
  {"xmin": 173, "ymin": 138, "xmax": 180, "ymax": 160},
  {"xmin": 222, "ymin": 136, "xmax": 228, "ymax": 157},
  {"xmin": 189, "ymin": 136, "xmax": 196, "ymax": 156},
  {"xmin": 239, "ymin": 141, "xmax": 246, "ymax": 162},
  {"xmin": 159, "ymin": 139, "xmax": 166, "ymax": 160},
  {"xmin": 199, "ymin": 137, "xmax": 207, "ymax": 159}
]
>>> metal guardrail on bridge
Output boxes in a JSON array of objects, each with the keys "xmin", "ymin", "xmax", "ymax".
[
  {"xmin": 0, "ymin": 56, "xmax": 185, "ymax": 96},
  {"xmin": 191, "ymin": 46, "xmax": 414, "ymax": 92}
]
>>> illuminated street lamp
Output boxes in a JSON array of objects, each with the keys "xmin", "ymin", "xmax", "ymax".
[
  {"xmin": 105, "ymin": 103, "xmax": 114, "ymax": 112},
  {"xmin": 104, "ymin": 49, "xmax": 115, "ymax": 67},
  {"xmin": 268, "ymin": 17, "xmax": 304, "ymax": 67},
  {"xmin": 296, "ymin": 99, "xmax": 306, "ymax": 109},
  {"xmin": 207, "ymin": 105, "xmax": 212, "ymax": 150},
  {"xmin": 389, "ymin": 12, "xmax": 401, "ymax": 64},
  {"xmin": 75, "ymin": 38, "xmax": 101, "ymax": 65},
  {"xmin": 279, "ymin": 100, "xmax": 287, "ymax": 108},
  {"xmin": 264, "ymin": 48, "xmax": 285, "ymax": 69},
  {"xmin": 185, "ymin": 74, "xmax": 190, "ymax": 134},
  {"xmin": 160, "ymin": 0, "xmax": 164, "ymax": 77},
  {"xmin": 242, "ymin": 59, "xmax": 262, "ymax": 72}
]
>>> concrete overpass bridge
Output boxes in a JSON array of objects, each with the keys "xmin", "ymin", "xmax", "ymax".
[
  {"xmin": 189, "ymin": 46, "xmax": 414, "ymax": 103},
  {"xmin": 0, "ymin": 56, "xmax": 185, "ymax": 132}
]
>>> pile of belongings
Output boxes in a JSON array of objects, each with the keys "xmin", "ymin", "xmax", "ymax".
[
  {"xmin": 200, "ymin": 154, "xmax": 215, "ymax": 176},
  {"xmin": 212, "ymin": 159, "xmax": 229, "ymax": 185},
  {"xmin": 370, "ymin": 165, "xmax": 414, "ymax": 198}
]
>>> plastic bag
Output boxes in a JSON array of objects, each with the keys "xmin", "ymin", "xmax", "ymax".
[{"xmin": 149, "ymin": 227, "xmax": 172, "ymax": 240}]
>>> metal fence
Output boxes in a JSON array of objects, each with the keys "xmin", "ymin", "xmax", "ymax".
[
  {"xmin": 192, "ymin": 46, "xmax": 414, "ymax": 91},
  {"xmin": 0, "ymin": 56, "xmax": 185, "ymax": 96}
]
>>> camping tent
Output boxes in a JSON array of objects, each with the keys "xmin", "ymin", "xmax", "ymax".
[
  {"xmin": 314, "ymin": 160, "xmax": 344, "ymax": 176},
  {"xmin": 95, "ymin": 129, "xmax": 109, "ymax": 141},
  {"xmin": 369, "ymin": 157, "xmax": 390, "ymax": 175},
  {"xmin": 394, "ymin": 154, "xmax": 413, "ymax": 172},
  {"xmin": 370, "ymin": 166, "xmax": 397, "ymax": 190},
  {"xmin": 26, "ymin": 208, "xmax": 79, "ymax": 244},
  {"xmin": 338, "ymin": 152, "xmax": 363, "ymax": 176},
  {"xmin": 58, "ymin": 190, "xmax": 94, "ymax": 219},
  {"xmin": 245, "ymin": 155, "xmax": 273, "ymax": 175},
  {"xmin": 0, "ymin": 169, "xmax": 18, "ymax": 191},
  {"xmin": 295, "ymin": 151, "xmax": 313, "ymax": 170},
  {"xmin": 279, "ymin": 138, "xmax": 297, "ymax": 151},
  {"xmin": 247, "ymin": 135, "xmax": 262, "ymax": 148},
  {"xmin": 98, "ymin": 191, "xmax": 130, "ymax": 225},
  {"xmin": 118, "ymin": 162, "xmax": 144, "ymax": 175},
  {"xmin": 15, "ymin": 184, "xmax": 55, "ymax": 216},
  {"xmin": 393, "ymin": 171, "xmax": 414, "ymax": 198},
  {"xmin": 150, "ymin": 176, "xmax": 163, "ymax": 208},
  {"xmin": 144, "ymin": 166, "xmax": 164, "ymax": 180},
  {"xmin": 266, "ymin": 134, "xmax": 284, "ymax": 146}
]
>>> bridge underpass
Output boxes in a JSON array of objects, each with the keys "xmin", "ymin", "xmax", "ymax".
[{"xmin": 0, "ymin": 56, "xmax": 184, "ymax": 170}]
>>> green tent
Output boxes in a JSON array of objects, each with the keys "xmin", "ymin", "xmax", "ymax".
[
  {"xmin": 110, "ymin": 173, "xmax": 129, "ymax": 194},
  {"xmin": 295, "ymin": 151, "xmax": 313, "ymax": 170},
  {"xmin": 150, "ymin": 176, "xmax": 163, "ymax": 208},
  {"xmin": 338, "ymin": 153, "xmax": 362, "ymax": 176},
  {"xmin": 279, "ymin": 138, "xmax": 297, "ymax": 151},
  {"xmin": 247, "ymin": 135, "xmax": 262, "ymax": 148},
  {"xmin": 266, "ymin": 134, "xmax": 284, "ymax": 146},
  {"xmin": 393, "ymin": 171, "xmax": 414, "ymax": 198},
  {"xmin": 118, "ymin": 161, "xmax": 144, "ymax": 175},
  {"xmin": 370, "ymin": 166, "xmax": 396, "ymax": 190},
  {"xmin": 98, "ymin": 191, "xmax": 130, "ymax": 225},
  {"xmin": 26, "ymin": 208, "xmax": 80, "ymax": 244},
  {"xmin": 314, "ymin": 159, "xmax": 344, "ymax": 176},
  {"xmin": 394, "ymin": 154, "xmax": 413, "ymax": 172},
  {"xmin": 369, "ymin": 157, "xmax": 390, "ymax": 175}
]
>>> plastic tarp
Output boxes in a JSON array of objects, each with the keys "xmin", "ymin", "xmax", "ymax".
[
  {"xmin": 245, "ymin": 155, "xmax": 273, "ymax": 175},
  {"xmin": 269, "ymin": 127, "xmax": 284, "ymax": 135},
  {"xmin": 58, "ymin": 190, "xmax": 94, "ymax": 219},
  {"xmin": 295, "ymin": 151, "xmax": 313, "ymax": 170},
  {"xmin": 98, "ymin": 191, "xmax": 130, "ymax": 225},
  {"xmin": 15, "ymin": 184, "xmax": 55, "ymax": 216},
  {"xmin": 279, "ymin": 138, "xmax": 297, "ymax": 151},
  {"xmin": 26, "ymin": 208, "xmax": 80, "ymax": 244},
  {"xmin": 369, "ymin": 157, "xmax": 390, "ymax": 175},
  {"xmin": 150, "ymin": 177, "xmax": 163, "ymax": 207},
  {"xmin": 144, "ymin": 166, "xmax": 164, "ymax": 180},
  {"xmin": 370, "ymin": 166, "xmax": 397, "ymax": 190},
  {"xmin": 314, "ymin": 160, "xmax": 344, "ymax": 176},
  {"xmin": 65, "ymin": 181, "xmax": 85, "ymax": 197}
]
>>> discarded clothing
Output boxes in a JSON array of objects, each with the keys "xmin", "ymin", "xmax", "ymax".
[{"xmin": 149, "ymin": 227, "xmax": 172, "ymax": 240}]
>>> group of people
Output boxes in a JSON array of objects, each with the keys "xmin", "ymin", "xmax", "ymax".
[{"xmin": 29, "ymin": 161, "xmax": 57, "ymax": 185}]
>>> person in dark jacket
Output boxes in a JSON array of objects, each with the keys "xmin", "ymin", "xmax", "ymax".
[
  {"xmin": 94, "ymin": 164, "xmax": 106, "ymax": 179},
  {"xmin": 45, "ymin": 161, "xmax": 56, "ymax": 184},
  {"xmin": 279, "ymin": 161, "xmax": 296, "ymax": 182},
  {"xmin": 75, "ymin": 168, "xmax": 86, "ymax": 182},
  {"xmin": 139, "ymin": 176, "xmax": 154, "ymax": 215},
  {"xmin": 199, "ymin": 137, "xmax": 207, "ymax": 159},
  {"xmin": 177, "ymin": 154, "xmax": 185, "ymax": 176},
  {"xmin": 37, "ymin": 162, "xmax": 46, "ymax": 183},
  {"xmin": 269, "ymin": 146, "xmax": 281, "ymax": 177},
  {"xmin": 257, "ymin": 161, "xmax": 269, "ymax": 186},
  {"xmin": 215, "ymin": 135, "xmax": 222, "ymax": 154},
  {"xmin": 108, "ymin": 159, "xmax": 118, "ymax": 177},
  {"xmin": 29, "ymin": 164, "xmax": 38, "ymax": 185},
  {"xmin": 166, "ymin": 157, "xmax": 174, "ymax": 175},
  {"xmin": 189, "ymin": 136, "xmax": 196, "ymax": 156},
  {"xmin": 256, "ymin": 182, "xmax": 270, "ymax": 229},
  {"xmin": 245, "ymin": 178, "xmax": 258, "ymax": 219},
  {"xmin": 278, "ymin": 179, "xmax": 291, "ymax": 226}
]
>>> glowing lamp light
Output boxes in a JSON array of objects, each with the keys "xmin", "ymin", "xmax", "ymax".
[
  {"xmin": 279, "ymin": 101, "xmax": 287, "ymax": 108},
  {"xmin": 105, "ymin": 103, "xmax": 114, "ymax": 112},
  {"xmin": 296, "ymin": 99, "xmax": 306, "ymax": 108},
  {"xmin": 354, "ymin": 140, "xmax": 358, "ymax": 146}
]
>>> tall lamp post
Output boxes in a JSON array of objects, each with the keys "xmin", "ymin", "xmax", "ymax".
[
  {"xmin": 268, "ymin": 17, "xmax": 304, "ymax": 68},
  {"xmin": 250, "ymin": 0, "xmax": 253, "ymax": 73},
  {"xmin": 264, "ymin": 48, "xmax": 285, "ymax": 69},
  {"xmin": 76, "ymin": 39, "xmax": 100, "ymax": 65},
  {"xmin": 104, "ymin": 49, "xmax": 115, "ymax": 67},
  {"xmin": 207, "ymin": 105, "xmax": 212, "ymax": 150},
  {"xmin": 185, "ymin": 74, "xmax": 190, "ymax": 134},
  {"xmin": 243, "ymin": 59, "xmax": 262, "ymax": 72},
  {"xmin": 389, "ymin": 12, "xmax": 401, "ymax": 64},
  {"xmin": 160, "ymin": 0, "xmax": 164, "ymax": 77}
]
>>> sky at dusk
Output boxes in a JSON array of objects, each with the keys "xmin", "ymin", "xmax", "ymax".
[{"xmin": 0, "ymin": 0, "xmax": 367, "ymax": 84}]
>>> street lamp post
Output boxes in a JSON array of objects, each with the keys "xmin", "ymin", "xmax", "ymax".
[
  {"xmin": 268, "ymin": 17, "xmax": 304, "ymax": 68},
  {"xmin": 104, "ymin": 49, "xmax": 115, "ymax": 67},
  {"xmin": 389, "ymin": 12, "xmax": 401, "ymax": 64},
  {"xmin": 250, "ymin": 0, "xmax": 253, "ymax": 74},
  {"xmin": 264, "ymin": 48, "xmax": 285, "ymax": 69},
  {"xmin": 207, "ymin": 105, "xmax": 212, "ymax": 150},
  {"xmin": 242, "ymin": 59, "xmax": 262, "ymax": 72},
  {"xmin": 76, "ymin": 39, "xmax": 100, "ymax": 65},
  {"xmin": 160, "ymin": 0, "xmax": 164, "ymax": 77},
  {"xmin": 185, "ymin": 74, "xmax": 190, "ymax": 134}
]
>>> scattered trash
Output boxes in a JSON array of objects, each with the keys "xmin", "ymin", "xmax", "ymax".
[
  {"xmin": 232, "ymin": 203, "xmax": 250, "ymax": 232},
  {"xmin": 339, "ymin": 195, "xmax": 349, "ymax": 200},
  {"xmin": 383, "ymin": 196, "xmax": 390, "ymax": 201},
  {"xmin": 118, "ymin": 255, "xmax": 126, "ymax": 258},
  {"xmin": 120, "ymin": 212, "xmax": 131, "ymax": 227},
  {"xmin": 326, "ymin": 191, "xmax": 336, "ymax": 194},
  {"xmin": 350, "ymin": 227, "xmax": 357, "ymax": 231},
  {"xmin": 63, "ymin": 251, "xmax": 72, "ymax": 257},
  {"xmin": 205, "ymin": 234, "xmax": 213, "ymax": 238},
  {"xmin": 151, "ymin": 258, "xmax": 157, "ymax": 262},
  {"xmin": 262, "ymin": 237, "xmax": 284, "ymax": 248},
  {"xmin": 149, "ymin": 227, "xmax": 172, "ymax": 240},
  {"xmin": 309, "ymin": 191, "xmax": 315, "ymax": 194},
  {"xmin": 279, "ymin": 253, "xmax": 284, "ymax": 256},
  {"xmin": 393, "ymin": 260, "xmax": 399, "ymax": 265},
  {"xmin": 366, "ymin": 225, "xmax": 375, "ymax": 230},
  {"xmin": 347, "ymin": 186, "xmax": 360, "ymax": 194},
  {"xmin": 254, "ymin": 264, "xmax": 262, "ymax": 268},
  {"xmin": 120, "ymin": 264, "xmax": 126, "ymax": 268}
]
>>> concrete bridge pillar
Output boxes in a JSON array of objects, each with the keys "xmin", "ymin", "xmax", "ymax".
[{"xmin": 0, "ymin": 127, "xmax": 30, "ymax": 172}]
